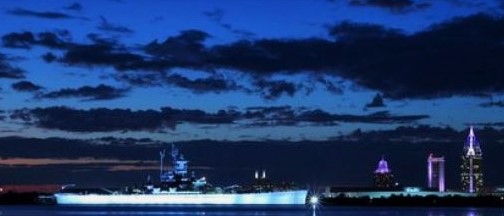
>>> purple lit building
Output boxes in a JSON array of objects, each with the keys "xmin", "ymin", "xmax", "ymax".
[
  {"xmin": 373, "ymin": 156, "xmax": 395, "ymax": 189},
  {"xmin": 427, "ymin": 154, "xmax": 445, "ymax": 192},
  {"xmin": 461, "ymin": 126, "xmax": 484, "ymax": 193}
]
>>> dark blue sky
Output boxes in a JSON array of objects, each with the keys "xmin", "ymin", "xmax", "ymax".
[{"xmin": 1, "ymin": 0, "xmax": 504, "ymax": 189}]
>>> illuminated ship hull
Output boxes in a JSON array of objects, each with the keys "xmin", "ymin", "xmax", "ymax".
[{"xmin": 54, "ymin": 190, "xmax": 308, "ymax": 205}]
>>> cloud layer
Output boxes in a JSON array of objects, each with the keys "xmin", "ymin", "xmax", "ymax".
[
  {"xmin": 3, "ymin": 13, "xmax": 503, "ymax": 99},
  {"xmin": 4, "ymin": 106, "xmax": 428, "ymax": 132}
]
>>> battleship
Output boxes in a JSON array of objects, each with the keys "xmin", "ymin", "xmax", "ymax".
[{"xmin": 54, "ymin": 145, "xmax": 308, "ymax": 205}]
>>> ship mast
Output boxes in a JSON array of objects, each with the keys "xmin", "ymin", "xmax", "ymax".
[{"xmin": 160, "ymin": 149, "xmax": 166, "ymax": 181}]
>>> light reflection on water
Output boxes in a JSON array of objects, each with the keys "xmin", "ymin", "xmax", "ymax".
[{"xmin": 0, "ymin": 206, "xmax": 503, "ymax": 216}]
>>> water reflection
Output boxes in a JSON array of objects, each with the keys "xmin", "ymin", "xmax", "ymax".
[{"xmin": 1, "ymin": 206, "xmax": 503, "ymax": 216}]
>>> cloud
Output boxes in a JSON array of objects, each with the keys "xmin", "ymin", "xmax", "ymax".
[
  {"xmin": 7, "ymin": 8, "xmax": 76, "ymax": 19},
  {"xmin": 42, "ymin": 52, "xmax": 57, "ymax": 63},
  {"xmin": 0, "ymin": 53, "xmax": 25, "ymax": 79},
  {"xmin": 2, "ymin": 31, "xmax": 71, "ymax": 49},
  {"xmin": 11, "ymin": 105, "xmax": 428, "ymax": 133},
  {"xmin": 366, "ymin": 93, "xmax": 386, "ymax": 108},
  {"xmin": 62, "ymin": 44, "xmax": 144, "ymax": 69},
  {"xmin": 64, "ymin": 2, "xmax": 83, "ymax": 11},
  {"xmin": 22, "ymin": 106, "xmax": 235, "ymax": 132},
  {"xmin": 26, "ymin": 107, "xmax": 167, "ymax": 132},
  {"xmin": 37, "ymin": 84, "xmax": 129, "ymax": 100},
  {"xmin": 203, "ymin": 8, "xmax": 225, "ymax": 23},
  {"xmin": 243, "ymin": 106, "xmax": 428, "ymax": 127},
  {"xmin": 97, "ymin": 16, "xmax": 134, "ymax": 34},
  {"xmin": 297, "ymin": 110, "xmax": 427, "ymax": 124},
  {"xmin": 19, "ymin": 14, "xmax": 504, "ymax": 99},
  {"xmin": 479, "ymin": 100, "xmax": 504, "ymax": 108},
  {"xmin": 254, "ymin": 79, "xmax": 297, "ymax": 100},
  {"xmin": 144, "ymin": 30, "xmax": 209, "ymax": 63},
  {"xmin": 165, "ymin": 74, "xmax": 240, "ymax": 94},
  {"xmin": 348, "ymin": 0, "xmax": 431, "ymax": 13},
  {"xmin": 11, "ymin": 81, "xmax": 43, "ymax": 92},
  {"xmin": 474, "ymin": 122, "xmax": 504, "ymax": 127},
  {"xmin": 203, "ymin": 8, "xmax": 256, "ymax": 39}
]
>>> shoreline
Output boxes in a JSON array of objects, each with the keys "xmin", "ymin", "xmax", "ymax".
[
  {"xmin": 321, "ymin": 194, "xmax": 504, "ymax": 207},
  {"xmin": 2, "ymin": 192, "xmax": 504, "ymax": 207}
]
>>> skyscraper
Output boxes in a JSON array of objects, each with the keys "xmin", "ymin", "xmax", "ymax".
[
  {"xmin": 461, "ymin": 126, "xmax": 483, "ymax": 193},
  {"xmin": 427, "ymin": 154, "xmax": 445, "ymax": 192},
  {"xmin": 373, "ymin": 156, "xmax": 395, "ymax": 189}
]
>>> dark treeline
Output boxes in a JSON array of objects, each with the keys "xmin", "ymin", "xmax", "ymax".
[
  {"xmin": 0, "ymin": 192, "xmax": 51, "ymax": 205},
  {"xmin": 322, "ymin": 195, "xmax": 504, "ymax": 207}
]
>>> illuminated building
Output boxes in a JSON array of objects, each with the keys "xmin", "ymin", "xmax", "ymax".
[
  {"xmin": 373, "ymin": 156, "xmax": 395, "ymax": 189},
  {"xmin": 252, "ymin": 170, "xmax": 274, "ymax": 192},
  {"xmin": 461, "ymin": 126, "xmax": 483, "ymax": 193},
  {"xmin": 427, "ymin": 154, "xmax": 445, "ymax": 192}
]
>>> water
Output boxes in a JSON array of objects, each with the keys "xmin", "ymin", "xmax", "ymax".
[{"xmin": 0, "ymin": 206, "xmax": 503, "ymax": 216}]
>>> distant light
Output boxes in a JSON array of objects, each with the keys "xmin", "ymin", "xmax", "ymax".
[
  {"xmin": 405, "ymin": 187, "xmax": 421, "ymax": 193},
  {"xmin": 310, "ymin": 196, "xmax": 319, "ymax": 205}
]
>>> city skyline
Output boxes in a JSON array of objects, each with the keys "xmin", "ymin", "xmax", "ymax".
[{"xmin": 1, "ymin": 0, "xmax": 504, "ymax": 189}]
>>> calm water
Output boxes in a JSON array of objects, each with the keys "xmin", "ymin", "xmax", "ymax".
[{"xmin": 0, "ymin": 206, "xmax": 503, "ymax": 216}]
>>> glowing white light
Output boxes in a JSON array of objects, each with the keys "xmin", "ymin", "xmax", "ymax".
[
  {"xmin": 309, "ymin": 196, "xmax": 318, "ymax": 205},
  {"xmin": 55, "ymin": 190, "xmax": 308, "ymax": 205}
]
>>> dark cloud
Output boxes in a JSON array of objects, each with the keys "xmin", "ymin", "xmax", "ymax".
[
  {"xmin": 243, "ymin": 106, "xmax": 428, "ymax": 127},
  {"xmin": 12, "ymin": 105, "xmax": 428, "ymax": 133},
  {"xmin": 348, "ymin": 0, "xmax": 431, "ymax": 13},
  {"xmin": 97, "ymin": 16, "xmax": 134, "ymax": 34},
  {"xmin": 474, "ymin": 122, "xmax": 504, "ymax": 127},
  {"xmin": 203, "ymin": 8, "xmax": 256, "ymax": 39},
  {"xmin": 329, "ymin": 21, "xmax": 403, "ymax": 40},
  {"xmin": 165, "ymin": 74, "xmax": 240, "ymax": 94},
  {"xmin": 37, "ymin": 84, "xmax": 128, "ymax": 100},
  {"xmin": 24, "ymin": 106, "xmax": 235, "ymax": 132},
  {"xmin": 0, "ymin": 53, "xmax": 25, "ymax": 79},
  {"xmin": 86, "ymin": 33, "xmax": 118, "ymax": 45},
  {"xmin": 366, "ymin": 93, "xmax": 386, "ymax": 108},
  {"xmin": 2, "ymin": 31, "xmax": 71, "ymax": 49},
  {"xmin": 28, "ymin": 107, "xmax": 167, "ymax": 132},
  {"xmin": 445, "ymin": 0, "xmax": 488, "ymax": 8},
  {"xmin": 9, "ymin": 108, "xmax": 32, "ymax": 122},
  {"xmin": 297, "ymin": 110, "xmax": 427, "ymax": 124},
  {"xmin": 7, "ymin": 8, "xmax": 75, "ymax": 19},
  {"xmin": 480, "ymin": 100, "xmax": 504, "ymax": 108},
  {"xmin": 42, "ymin": 52, "xmax": 57, "ymax": 63},
  {"xmin": 203, "ymin": 8, "xmax": 225, "ymax": 23},
  {"xmin": 62, "ymin": 44, "xmax": 144, "ymax": 69},
  {"xmin": 11, "ymin": 81, "xmax": 43, "ymax": 92},
  {"xmin": 25, "ymin": 14, "xmax": 504, "ymax": 99},
  {"xmin": 144, "ymin": 30, "xmax": 209, "ymax": 63},
  {"xmin": 328, "ymin": 14, "xmax": 504, "ymax": 98},
  {"xmin": 64, "ymin": 2, "xmax": 83, "ymax": 11},
  {"xmin": 314, "ymin": 77, "xmax": 344, "ymax": 94},
  {"xmin": 2, "ymin": 32, "xmax": 34, "ymax": 49},
  {"xmin": 254, "ymin": 79, "xmax": 297, "ymax": 100},
  {"xmin": 209, "ymin": 38, "xmax": 336, "ymax": 74}
]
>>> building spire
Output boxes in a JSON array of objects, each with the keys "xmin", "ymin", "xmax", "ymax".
[
  {"xmin": 469, "ymin": 125, "xmax": 475, "ymax": 137},
  {"xmin": 375, "ymin": 156, "xmax": 391, "ymax": 174},
  {"xmin": 467, "ymin": 126, "xmax": 476, "ymax": 156}
]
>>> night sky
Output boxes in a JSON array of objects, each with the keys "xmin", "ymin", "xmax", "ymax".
[{"xmin": 1, "ymin": 0, "xmax": 504, "ymax": 191}]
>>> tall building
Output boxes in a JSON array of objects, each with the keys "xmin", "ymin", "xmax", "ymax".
[
  {"xmin": 461, "ymin": 126, "xmax": 483, "ymax": 193},
  {"xmin": 427, "ymin": 154, "xmax": 445, "ymax": 192},
  {"xmin": 373, "ymin": 156, "xmax": 395, "ymax": 189}
]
